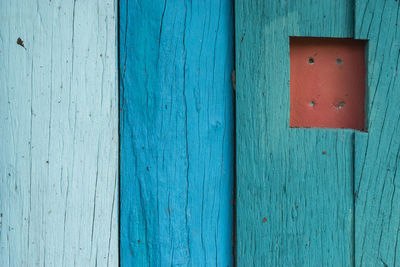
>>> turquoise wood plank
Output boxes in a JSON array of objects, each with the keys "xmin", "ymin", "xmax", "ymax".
[
  {"xmin": 236, "ymin": 1, "xmax": 356, "ymax": 266},
  {"xmin": 0, "ymin": 0, "xmax": 118, "ymax": 266},
  {"xmin": 354, "ymin": 1, "xmax": 400, "ymax": 266},
  {"xmin": 119, "ymin": 1, "xmax": 234, "ymax": 266}
]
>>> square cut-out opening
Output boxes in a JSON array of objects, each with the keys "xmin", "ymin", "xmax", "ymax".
[{"xmin": 290, "ymin": 37, "xmax": 366, "ymax": 130}]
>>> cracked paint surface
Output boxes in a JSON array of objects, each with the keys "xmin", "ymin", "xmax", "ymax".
[
  {"xmin": 0, "ymin": 1, "xmax": 118, "ymax": 266},
  {"xmin": 119, "ymin": 1, "xmax": 234, "ymax": 266}
]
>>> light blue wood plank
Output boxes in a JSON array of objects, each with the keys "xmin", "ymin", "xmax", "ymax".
[
  {"xmin": 354, "ymin": 1, "xmax": 400, "ymax": 266},
  {"xmin": 0, "ymin": 0, "xmax": 118, "ymax": 266},
  {"xmin": 236, "ymin": 1, "xmax": 356, "ymax": 266},
  {"xmin": 119, "ymin": 1, "xmax": 234, "ymax": 266}
]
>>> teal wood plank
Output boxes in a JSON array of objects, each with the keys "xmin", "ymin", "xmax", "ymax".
[
  {"xmin": 119, "ymin": 1, "xmax": 234, "ymax": 266},
  {"xmin": 0, "ymin": 0, "xmax": 118, "ymax": 266},
  {"xmin": 236, "ymin": 1, "xmax": 356, "ymax": 266},
  {"xmin": 354, "ymin": 1, "xmax": 400, "ymax": 266}
]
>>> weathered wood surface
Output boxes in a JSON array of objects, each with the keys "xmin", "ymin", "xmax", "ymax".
[
  {"xmin": 0, "ymin": 1, "xmax": 118, "ymax": 266},
  {"xmin": 354, "ymin": 1, "xmax": 400, "ymax": 266},
  {"xmin": 119, "ymin": 1, "xmax": 234, "ymax": 266},
  {"xmin": 236, "ymin": 1, "xmax": 356, "ymax": 266}
]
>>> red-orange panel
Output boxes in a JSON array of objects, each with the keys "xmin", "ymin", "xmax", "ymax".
[{"xmin": 290, "ymin": 37, "xmax": 366, "ymax": 130}]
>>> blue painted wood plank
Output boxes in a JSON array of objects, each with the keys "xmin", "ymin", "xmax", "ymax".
[
  {"xmin": 0, "ymin": 0, "xmax": 118, "ymax": 266},
  {"xmin": 354, "ymin": 1, "xmax": 400, "ymax": 266},
  {"xmin": 236, "ymin": 1, "xmax": 356, "ymax": 266},
  {"xmin": 119, "ymin": 1, "xmax": 234, "ymax": 266}
]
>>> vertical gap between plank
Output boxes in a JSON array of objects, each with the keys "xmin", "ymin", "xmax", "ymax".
[
  {"xmin": 232, "ymin": 0, "xmax": 237, "ymax": 266},
  {"xmin": 117, "ymin": 0, "xmax": 122, "ymax": 265},
  {"xmin": 352, "ymin": 2, "xmax": 356, "ymax": 267},
  {"xmin": 352, "ymin": 132, "xmax": 356, "ymax": 267},
  {"xmin": 352, "ymin": 0, "xmax": 356, "ymax": 38}
]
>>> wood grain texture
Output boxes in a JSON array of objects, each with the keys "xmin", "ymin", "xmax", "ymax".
[
  {"xmin": 119, "ymin": 1, "xmax": 234, "ymax": 266},
  {"xmin": 236, "ymin": 1, "xmax": 356, "ymax": 266},
  {"xmin": 354, "ymin": 1, "xmax": 400, "ymax": 266},
  {"xmin": 0, "ymin": 1, "xmax": 118, "ymax": 266}
]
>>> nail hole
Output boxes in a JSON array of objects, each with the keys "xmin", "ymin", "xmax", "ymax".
[
  {"xmin": 335, "ymin": 101, "xmax": 346, "ymax": 109},
  {"xmin": 309, "ymin": 101, "xmax": 316, "ymax": 107},
  {"xmin": 16, "ymin": 37, "xmax": 26, "ymax": 50},
  {"xmin": 336, "ymin": 58, "xmax": 343, "ymax": 65},
  {"xmin": 308, "ymin": 57, "xmax": 314, "ymax": 64}
]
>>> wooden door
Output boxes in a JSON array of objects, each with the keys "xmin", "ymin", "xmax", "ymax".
[{"xmin": 236, "ymin": 1, "xmax": 400, "ymax": 266}]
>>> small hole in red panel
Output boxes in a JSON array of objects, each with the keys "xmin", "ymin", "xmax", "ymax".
[{"xmin": 290, "ymin": 37, "xmax": 366, "ymax": 130}]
